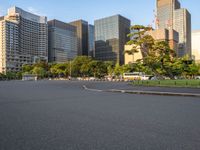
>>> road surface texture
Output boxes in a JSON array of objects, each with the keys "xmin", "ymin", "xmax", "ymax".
[
  {"xmin": 84, "ymin": 81, "xmax": 200, "ymax": 94},
  {"xmin": 0, "ymin": 80, "xmax": 200, "ymax": 150}
]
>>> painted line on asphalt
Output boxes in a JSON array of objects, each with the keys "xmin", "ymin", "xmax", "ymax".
[
  {"xmin": 107, "ymin": 89, "xmax": 200, "ymax": 97},
  {"xmin": 83, "ymin": 85, "xmax": 103, "ymax": 92},
  {"xmin": 83, "ymin": 85, "xmax": 200, "ymax": 97}
]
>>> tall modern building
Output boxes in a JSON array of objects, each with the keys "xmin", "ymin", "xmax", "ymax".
[
  {"xmin": 156, "ymin": 0, "xmax": 191, "ymax": 57},
  {"xmin": 48, "ymin": 20, "xmax": 78, "ymax": 63},
  {"xmin": 88, "ymin": 24, "xmax": 95, "ymax": 57},
  {"xmin": 70, "ymin": 20, "xmax": 88, "ymax": 56},
  {"xmin": 0, "ymin": 18, "xmax": 20, "ymax": 73},
  {"xmin": 94, "ymin": 15, "xmax": 130, "ymax": 65},
  {"xmin": 192, "ymin": 30, "xmax": 200, "ymax": 63},
  {"xmin": 0, "ymin": 6, "xmax": 48, "ymax": 73}
]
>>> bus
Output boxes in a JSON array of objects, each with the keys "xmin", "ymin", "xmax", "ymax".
[{"xmin": 123, "ymin": 72, "xmax": 150, "ymax": 81}]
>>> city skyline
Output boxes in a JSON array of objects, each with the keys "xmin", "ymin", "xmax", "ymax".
[{"xmin": 0, "ymin": 0, "xmax": 199, "ymax": 30}]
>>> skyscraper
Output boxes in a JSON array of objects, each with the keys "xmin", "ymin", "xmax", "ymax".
[
  {"xmin": 173, "ymin": 8, "xmax": 191, "ymax": 57},
  {"xmin": 48, "ymin": 19, "xmax": 78, "ymax": 63},
  {"xmin": 0, "ymin": 6, "xmax": 48, "ymax": 73},
  {"xmin": 157, "ymin": 0, "xmax": 181, "ymax": 29},
  {"xmin": 156, "ymin": 0, "xmax": 191, "ymax": 57},
  {"xmin": 70, "ymin": 20, "xmax": 89, "ymax": 56},
  {"xmin": 88, "ymin": 24, "xmax": 95, "ymax": 57},
  {"xmin": 94, "ymin": 15, "xmax": 130, "ymax": 65},
  {"xmin": 0, "ymin": 19, "xmax": 20, "ymax": 73}
]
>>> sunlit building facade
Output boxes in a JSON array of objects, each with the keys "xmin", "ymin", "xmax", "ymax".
[
  {"xmin": 148, "ymin": 28, "xmax": 179, "ymax": 52},
  {"xmin": 192, "ymin": 30, "xmax": 200, "ymax": 63},
  {"xmin": 156, "ymin": 0, "xmax": 191, "ymax": 57},
  {"xmin": 0, "ymin": 6, "xmax": 48, "ymax": 74},
  {"xmin": 124, "ymin": 45, "xmax": 143, "ymax": 65}
]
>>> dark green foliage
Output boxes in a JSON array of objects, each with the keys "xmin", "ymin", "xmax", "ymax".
[{"xmin": 125, "ymin": 25, "xmax": 200, "ymax": 79}]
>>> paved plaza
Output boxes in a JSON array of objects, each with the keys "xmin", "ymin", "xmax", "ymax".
[{"xmin": 0, "ymin": 80, "xmax": 200, "ymax": 150}]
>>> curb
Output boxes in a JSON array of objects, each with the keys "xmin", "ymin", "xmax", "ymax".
[{"xmin": 83, "ymin": 85, "xmax": 200, "ymax": 97}]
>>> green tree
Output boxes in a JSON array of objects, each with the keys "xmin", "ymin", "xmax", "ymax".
[
  {"xmin": 151, "ymin": 41, "xmax": 176, "ymax": 79},
  {"xmin": 32, "ymin": 67, "xmax": 46, "ymax": 78},
  {"xmin": 126, "ymin": 25, "xmax": 164, "ymax": 78},
  {"xmin": 127, "ymin": 25, "xmax": 154, "ymax": 58},
  {"xmin": 126, "ymin": 25, "xmax": 186, "ymax": 79},
  {"xmin": 16, "ymin": 72, "xmax": 23, "ymax": 79},
  {"xmin": 89, "ymin": 60, "xmax": 107, "ymax": 78},
  {"xmin": 188, "ymin": 63, "xmax": 199, "ymax": 78},
  {"xmin": 72, "ymin": 56, "xmax": 92, "ymax": 77},
  {"xmin": 114, "ymin": 63, "xmax": 123, "ymax": 77},
  {"xmin": 49, "ymin": 63, "xmax": 69, "ymax": 78},
  {"xmin": 6, "ymin": 72, "xmax": 17, "ymax": 80},
  {"xmin": 104, "ymin": 61, "xmax": 115, "ymax": 76},
  {"xmin": 22, "ymin": 64, "xmax": 33, "ymax": 73}
]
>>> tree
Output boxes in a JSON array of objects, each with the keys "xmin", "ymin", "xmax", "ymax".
[
  {"xmin": 127, "ymin": 25, "xmax": 154, "ymax": 58},
  {"xmin": 104, "ymin": 61, "xmax": 115, "ymax": 76},
  {"xmin": 6, "ymin": 72, "xmax": 17, "ymax": 80},
  {"xmin": 126, "ymin": 25, "xmax": 186, "ymax": 79},
  {"xmin": 188, "ymin": 63, "xmax": 199, "ymax": 78},
  {"xmin": 22, "ymin": 64, "xmax": 33, "ymax": 73},
  {"xmin": 151, "ymin": 41, "xmax": 176, "ymax": 79},
  {"xmin": 126, "ymin": 25, "xmax": 165, "ymax": 78},
  {"xmin": 16, "ymin": 72, "xmax": 23, "ymax": 79},
  {"xmin": 114, "ymin": 63, "xmax": 123, "ymax": 77},
  {"xmin": 72, "ymin": 56, "xmax": 92, "ymax": 77},
  {"xmin": 49, "ymin": 63, "xmax": 69, "ymax": 78},
  {"xmin": 89, "ymin": 60, "xmax": 107, "ymax": 78},
  {"xmin": 32, "ymin": 67, "xmax": 46, "ymax": 78}
]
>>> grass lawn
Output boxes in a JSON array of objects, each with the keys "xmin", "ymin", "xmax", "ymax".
[{"xmin": 132, "ymin": 80, "xmax": 200, "ymax": 88}]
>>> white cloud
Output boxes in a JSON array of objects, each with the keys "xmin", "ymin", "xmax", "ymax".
[{"xmin": 27, "ymin": 7, "xmax": 46, "ymax": 16}]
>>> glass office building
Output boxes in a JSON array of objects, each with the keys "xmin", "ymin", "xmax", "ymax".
[
  {"xmin": 88, "ymin": 24, "xmax": 95, "ymax": 57},
  {"xmin": 173, "ymin": 8, "xmax": 191, "ymax": 57},
  {"xmin": 157, "ymin": 0, "xmax": 191, "ymax": 57},
  {"xmin": 94, "ymin": 15, "xmax": 130, "ymax": 65},
  {"xmin": 70, "ymin": 20, "xmax": 89, "ymax": 56},
  {"xmin": 48, "ymin": 20, "xmax": 78, "ymax": 63}
]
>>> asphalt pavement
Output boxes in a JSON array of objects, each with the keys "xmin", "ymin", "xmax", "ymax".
[
  {"xmin": 0, "ymin": 80, "xmax": 200, "ymax": 150},
  {"xmin": 83, "ymin": 81, "xmax": 200, "ymax": 94}
]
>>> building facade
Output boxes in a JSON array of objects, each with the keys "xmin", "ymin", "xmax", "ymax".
[
  {"xmin": 124, "ymin": 45, "xmax": 142, "ymax": 65},
  {"xmin": 0, "ymin": 20, "xmax": 21, "ymax": 73},
  {"xmin": 192, "ymin": 30, "xmax": 200, "ymax": 63},
  {"xmin": 125, "ymin": 28, "xmax": 179, "ymax": 65},
  {"xmin": 48, "ymin": 20, "xmax": 78, "ymax": 63},
  {"xmin": 148, "ymin": 28, "xmax": 179, "ymax": 52},
  {"xmin": 70, "ymin": 20, "xmax": 88, "ymax": 56},
  {"xmin": 173, "ymin": 8, "xmax": 191, "ymax": 57},
  {"xmin": 88, "ymin": 24, "xmax": 95, "ymax": 57},
  {"xmin": 94, "ymin": 15, "xmax": 130, "ymax": 65},
  {"xmin": 156, "ymin": 0, "xmax": 191, "ymax": 57},
  {"xmin": 0, "ymin": 6, "xmax": 48, "ymax": 74}
]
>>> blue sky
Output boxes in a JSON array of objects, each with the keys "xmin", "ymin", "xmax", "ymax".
[{"xmin": 0, "ymin": 0, "xmax": 199, "ymax": 30}]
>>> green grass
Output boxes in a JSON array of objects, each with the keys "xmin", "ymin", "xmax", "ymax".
[{"xmin": 132, "ymin": 80, "xmax": 200, "ymax": 88}]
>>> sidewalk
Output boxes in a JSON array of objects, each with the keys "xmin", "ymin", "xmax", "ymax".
[{"xmin": 83, "ymin": 81, "xmax": 200, "ymax": 97}]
